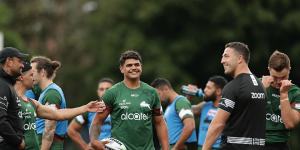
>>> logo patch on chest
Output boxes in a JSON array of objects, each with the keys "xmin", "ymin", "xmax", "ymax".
[{"xmin": 140, "ymin": 101, "xmax": 151, "ymax": 110}]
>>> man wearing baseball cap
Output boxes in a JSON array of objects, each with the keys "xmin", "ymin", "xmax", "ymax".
[{"xmin": 0, "ymin": 47, "xmax": 28, "ymax": 149}]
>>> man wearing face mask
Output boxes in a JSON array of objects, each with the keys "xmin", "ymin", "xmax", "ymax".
[
  {"xmin": 262, "ymin": 51, "xmax": 300, "ymax": 150},
  {"xmin": 191, "ymin": 76, "xmax": 227, "ymax": 150}
]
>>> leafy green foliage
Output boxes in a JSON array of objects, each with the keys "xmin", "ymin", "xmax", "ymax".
[{"xmin": 1, "ymin": 1, "xmax": 300, "ymax": 148}]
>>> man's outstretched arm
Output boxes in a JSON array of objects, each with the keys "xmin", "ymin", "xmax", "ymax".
[{"xmin": 33, "ymin": 100, "xmax": 104, "ymax": 120}]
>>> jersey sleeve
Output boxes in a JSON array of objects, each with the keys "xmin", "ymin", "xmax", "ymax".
[
  {"xmin": 219, "ymin": 83, "xmax": 237, "ymax": 113},
  {"xmin": 289, "ymin": 86, "xmax": 300, "ymax": 111},
  {"xmin": 101, "ymin": 89, "xmax": 115, "ymax": 108},
  {"xmin": 152, "ymin": 90, "xmax": 162, "ymax": 116},
  {"xmin": 43, "ymin": 89, "xmax": 62, "ymax": 109},
  {"xmin": 175, "ymin": 97, "xmax": 193, "ymax": 120}
]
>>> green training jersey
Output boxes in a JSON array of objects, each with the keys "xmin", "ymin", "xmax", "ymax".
[
  {"xmin": 265, "ymin": 85, "xmax": 300, "ymax": 143},
  {"xmin": 102, "ymin": 81, "xmax": 161, "ymax": 150},
  {"xmin": 20, "ymin": 97, "xmax": 39, "ymax": 150},
  {"xmin": 175, "ymin": 96, "xmax": 194, "ymax": 119}
]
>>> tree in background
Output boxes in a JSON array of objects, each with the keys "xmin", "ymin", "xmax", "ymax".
[{"xmin": 1, "ymin": 0, "xmax": 300, "ymax": 149}]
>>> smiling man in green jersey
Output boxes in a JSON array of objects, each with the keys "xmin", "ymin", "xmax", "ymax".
[
  {"xmin": 14, "ymin": 61, "xmax": 103, "ymax": 150},
  {"xmin": 89, "ymin": 50, "xmax": 169, "ymax": 150},
  {"xmin": 261, "ymin": 51, "xmax": 300, "ymax": 150}
]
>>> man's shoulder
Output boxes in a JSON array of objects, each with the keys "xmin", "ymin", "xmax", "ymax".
[
  {"xmin": 289, "ymin": 84, "xmax": 300, "ymax": 93},
  {"xmin": 223, "ymin": 79, "xmax": 237, "ymax": 91},
  {"xmin": 0, "ymin": 77, "xmax": 12, "ymax": 96},
  {"xmin": 44, "ymin": 89, "xmax": 60, "ymax": 97},
  {"xmin": 0, "ymin": 77, "xmax": 10, "ymax": 87},
  {"xmin": 288, "ymin": 85, "xmax": 300, "ymax": 103},
  {"xmin": 175, "ymin": 96, "xmax": 191, "ymax": 109},
  {"xmin": 140, "ymin": 81, "xmax": 156, "ymax": 92},
  {"xmin": 177, "ymin": 96, "xmax": 190, "ymax": 104},
  {"xmin": 0, "ymin": 78, "xmax": 9, "ymax": 88},
  {"xmin": 109, "ymin": 82, "xmax": 123, "ymax": 91}
]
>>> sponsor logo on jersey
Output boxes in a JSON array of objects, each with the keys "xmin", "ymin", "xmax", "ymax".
[
  {"xmin": 0, "ymin": 96, "xmax": 8, "ymax": 111},
  {"xmin": 266, "ymin": 113, "xmax": 283, "ymax": 123},
  {"xmin": 251, "ymin": 92, "xmax": 265, "ymax": 99},
  {"xmin": 0, "ymin": 96, "xmax": 7, "ymax": 102},
  {"xmin": 119, "ymin": 99, "xmax": 131, "ymax": 109},
  {"xmin": 204, "ymin": 109, "xmax": 217, "ymax": 124},
  {"xmin": 271, "ymin": 93, "xmax": 280, "ymax": 98},
  {"xmin": 121, "ymin": 112, "xmax": 149, "ymax": 120},
  {"xmin": 22, "ymin": 110, "xmax": 34, "ymax": 119},
  {"xmin": 207, "ymin": 109, "xmax": 217, "ymax": 117},
  {"xmin": 24, "ymin": 122, "xmax": 36, "ymax": 130},
  {"xmin": 18, "ymin": 111, "xmax": 23, "ymax": 118},
  {"xmin": 140, "ymin": 101, "xmax": 151, "ymax": 110},
  {"xmin": 131, "ymin": 93, "xmax": 139, "ymax": 97},
  {"xmin": 16, "ymin": 97, "xmax": 21, "ymax": 107}
]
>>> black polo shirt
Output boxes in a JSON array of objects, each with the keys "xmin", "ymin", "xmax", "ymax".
[{"xmin": 219, "ymin": 73, "xmax": 266, "ymax": 150}]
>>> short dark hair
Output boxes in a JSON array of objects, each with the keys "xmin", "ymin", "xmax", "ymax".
[
  {"xmin": 98, "ymin": 77, "xmax": 114, "ymax": 85},
  {"xmin": 151, "ymin": 78, "xmax": 172, "ymax": 89},
  {"xmin": 119, "ymin": 50, "xmax": 142, "ymax": 66},
  {"xmin": 22, "ymin": 61, "xmax": 32, "ymax": 73},
  {"xmin": 31, "ymin": 56, "xmax": 61, "ymax": 79},
  {"xmin": 268, "ymin": 50, "xmax": 290, "ymax": 71},
  {"xmin": 225, "ymin": 42, "xmax": 250, "ymax": 64},
  {"xmin": 208, "ymin": 75, "xmax": 228, "ymax": 89}
]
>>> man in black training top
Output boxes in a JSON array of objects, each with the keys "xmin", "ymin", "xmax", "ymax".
[
  {"xmin": 0, "ymin": 47, "xmax": 28, "ymax": 149},
  {"xmin": 203, "ymin": 42, "xmax": 266, "ymax": 150}
]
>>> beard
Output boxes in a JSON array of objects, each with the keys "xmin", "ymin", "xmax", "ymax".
[
  {"xmin": 12, "ymin": 70, "xmax": 22, "ymax": 78},
  {"xmin": 203, "ymin": 93, "xmax": 217, "ymax": 102}
]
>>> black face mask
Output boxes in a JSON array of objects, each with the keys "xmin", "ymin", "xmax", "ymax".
[{"xmin": 203, "ymin": 92, "xmax": 217, "ymax": 102}]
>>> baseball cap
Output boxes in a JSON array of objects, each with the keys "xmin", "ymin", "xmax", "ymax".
[
  {"xmin": 22, "ymin": 61, "xmax": 32, "ymax": 73},
  {"xmin": 0, "ymin": 47, "xmax": 29, "ymax": 63}
]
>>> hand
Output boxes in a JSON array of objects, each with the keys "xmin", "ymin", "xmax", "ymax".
[
  {"xmin": 261, "ymin": 75, "xmax": 274, "ymax": 88},
  {"xmin": 86, "ymin": 101, "xmax": 106, "ymax": 112},
  {"xmin": 87, "ymin": 140, "xmax": 108, "ymax": 150},
  {"xmin": 187, "ymin": 84, "xmax": 199, "ymax": 93},
  {"xmin": 18, "ymin": 139, "xmax": 25, "ymax": 150},
  {"xmin": 280, "ymin": 80, "xmax": 292, "ymax": 94},
  {"xmin": 171, "ymin": 144, "xmax": 185, "ymax": 150}
]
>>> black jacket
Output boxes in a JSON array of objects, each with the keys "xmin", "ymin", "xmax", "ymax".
[{"xmin": 0, "ymin": 68, "xmax": 24, "ymax": 148}]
